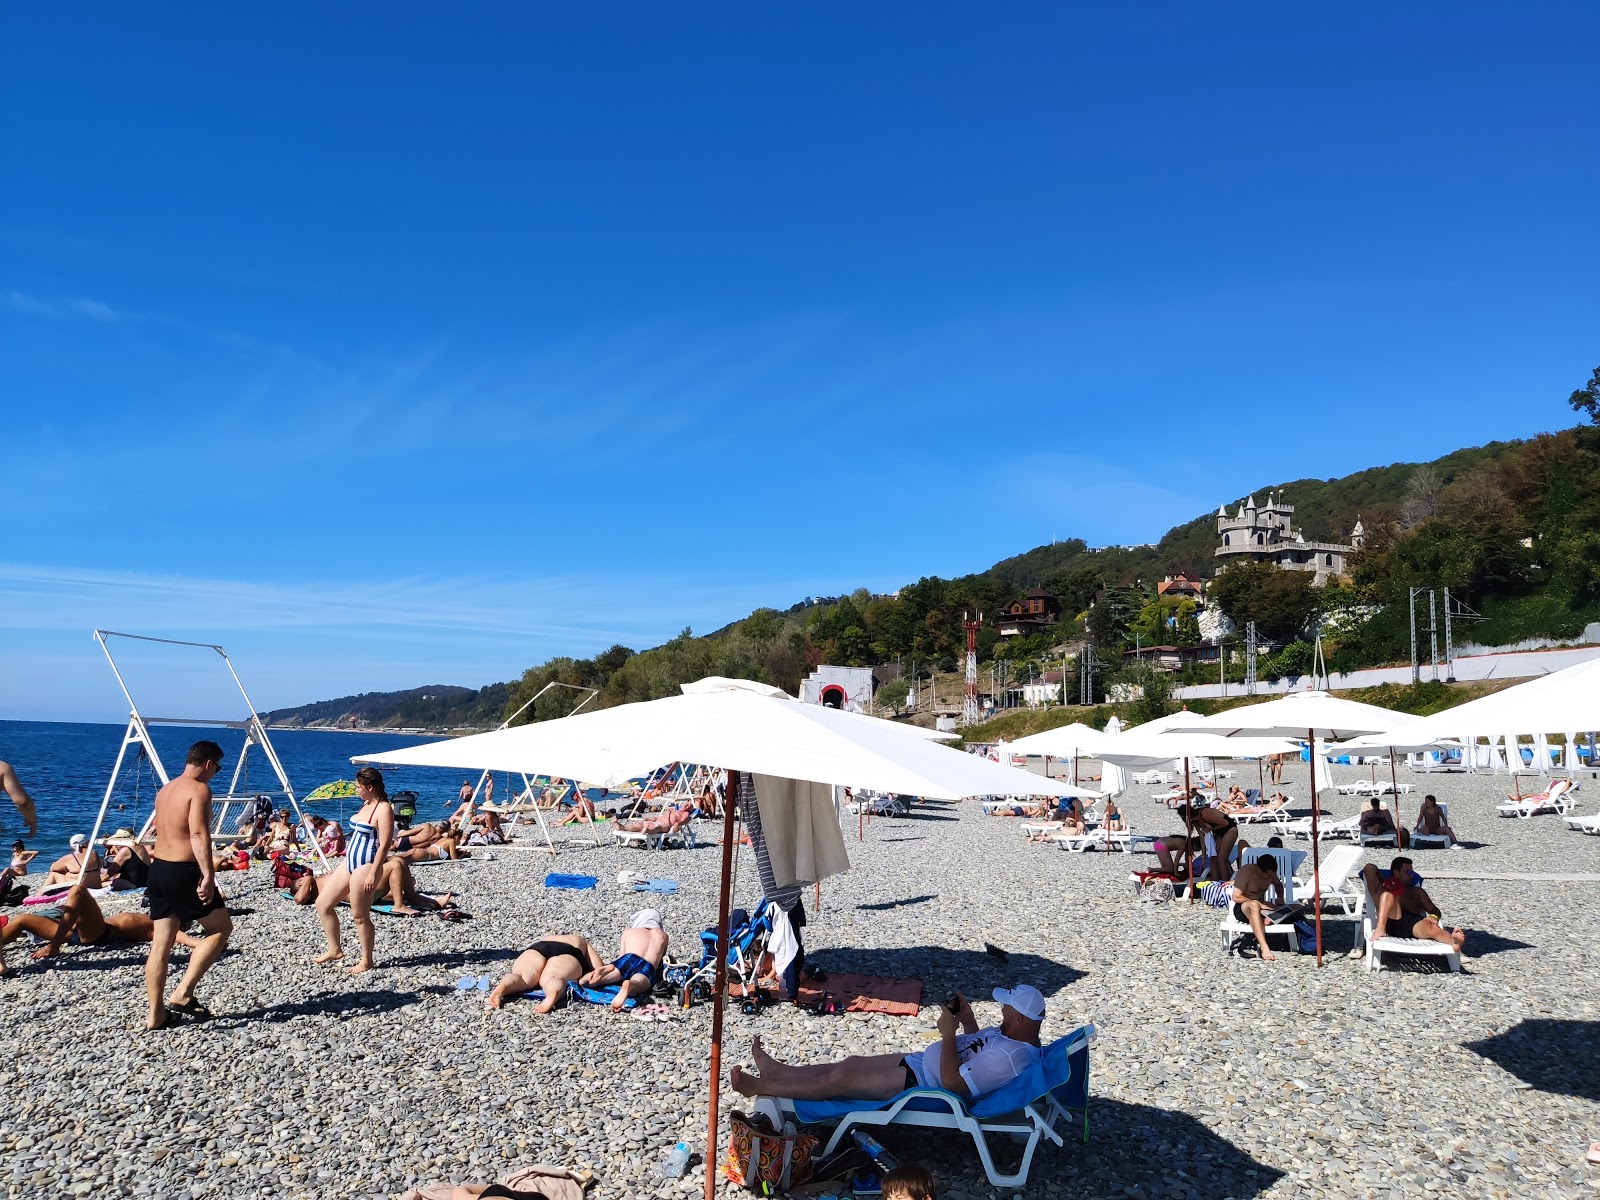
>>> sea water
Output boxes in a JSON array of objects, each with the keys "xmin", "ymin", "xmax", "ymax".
[{"xmin": 0, "ymin": 719, "xmax": 469, "ymax": 854}]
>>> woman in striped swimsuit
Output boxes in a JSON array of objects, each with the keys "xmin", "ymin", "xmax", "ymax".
[{"xmin": 313, "ymin": 765, "xmax": 394, "ymax": 975}]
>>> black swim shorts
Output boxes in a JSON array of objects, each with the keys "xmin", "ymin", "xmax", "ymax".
[{"xmin": 146, "ymin": 858, "xmax": 224, "ymax": 925}]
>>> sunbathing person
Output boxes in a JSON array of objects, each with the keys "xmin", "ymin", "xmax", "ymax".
[
  {"xmin": 41, "ymin": 834, "xmax": 102, "ymax": 889},
  {"xmin": 1414, "ymin": 795, "xmax": 1461, "ymax": 848},
  {"xmin": 1221, "ymin": 785, "xmax": 1250, "ymax": 813},
  {"xmin": 1230, "ymin": 855, "xmax": 1287, "ymax": 962},
  {"xmin": 1358, "ymin": 797, "xmax": 1405, "ymax": 846},
  {"xmin": 102, "ymin": 833, "xmax": 152, "ymax": 889},
  {"xmin": 579, "ymin": 908, "xmax": 668, "ymax": 1012},
  {"xmin": 560, "ymin": 793, "xmax": 600, "ymax": 826},
  {"xmin": 0, "ymin": 881, "xmax": 201, "ymax": 974},
  {"xmin": 615, "ymin": 803, "xmax": 693, "ymax": 837},
  {"xmin": 731, "ymin": 984, "xmax": 1047, "ymax": 1102},
  {"xmin": 1509, "ymin": 777, "xmax": 1572, "ymax": 804},
  {"xmin": 393, "ymin": 826, "xmax": 470, "ymax": 861},
  {"xmin": 1101, "ymin": 797, "xmax": 1126, "ymax": 832},
  {"xmin": 486, "ymin": 932, "xmax": 604, "ymax": 1011},
  {"xmin": 1361, "ymin": 857, "xmax": 1466, "ymax": 952}
]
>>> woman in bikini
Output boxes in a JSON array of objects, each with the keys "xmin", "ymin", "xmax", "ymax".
[
  {"xmin": 312, "ymin": 766, "xmax": 394, "ymax": 975},
  {"xmin": 485, "ymin": 932, "xmax": 604, "ymax": 1012}
]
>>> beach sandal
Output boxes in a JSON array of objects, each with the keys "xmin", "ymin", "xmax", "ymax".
[
  {"xmin": 167, "ymin": 998, "xmax": 215, "ymax": 1021},
  {"xmin": 146, "ymin": 1007, "xmax": 184, "ymax": 1032}
]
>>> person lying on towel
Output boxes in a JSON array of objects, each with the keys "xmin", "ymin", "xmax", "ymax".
[
  {"xmin": 0, "ymin": 881, "xmax": 202, "ymax": 975},
  {"xmin": 730, "ymin": 983, "xmax": 1047, "ymax": 1102},
  {"xmin": 615, "ymin": 803, "xmax": 693, "ymax": 836},
  {"xmin": 579, "ymin": 908, "xmax": 669, "ymax": 1012}
]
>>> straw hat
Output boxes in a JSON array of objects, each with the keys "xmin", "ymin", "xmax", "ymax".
[{"xmin": 103, "ymin": 828, "xmax": 142, "ymax": 847}]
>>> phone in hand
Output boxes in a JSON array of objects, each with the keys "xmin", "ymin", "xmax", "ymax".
[{"xmin": 945, "ymin": 993, "xmax": 963, "ymax": 1014}]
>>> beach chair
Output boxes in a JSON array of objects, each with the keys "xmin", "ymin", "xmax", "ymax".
[
  {"xmin": 1282, "ymin": 812, "xmax": 1361, "ymax": 841},
  {"xmin": 1562, "ymin": 809, "xmax": 1600, "ymax": 834},
  {"xmin": 1053, "ymin": 828, "xmax": 1131, "ymax": 852},
  {"xmin": 1357, "ymin": 802, "xmax": 1399, "ymax": 849},
  {"xmin": 1356, "ymin": 877, "xmax": 1461, "ymax": 973},
  {"xmin": 1497, "ymin": 778, "xmax": 1577, "ymax": 819},
  {"xmin": 1289, "ymin": 844, "xmax": 1363, "ymax": 914},
  {"xmin": 755, "ymin": 1025, "xmax": 1093, "ymax": 1189},
  {"xmin": 1130, "ymin": 769, "xmax": 1172, "ymax": 787},
  {"xmin": 1410, "ymin": 802, "xmax": 1452, "ymax": 849},
  {"xmin": 1217, "ymin": 904, "xmax": 1304, "ymax": 956}
]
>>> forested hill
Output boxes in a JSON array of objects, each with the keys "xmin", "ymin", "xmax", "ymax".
[
  {"xmin": 266, "ymin": 414, "xmax": 1600, "ymax": 729},
  {"xmin": 262, "ymin": 682, "xmax": 512, "ymax": 730}
]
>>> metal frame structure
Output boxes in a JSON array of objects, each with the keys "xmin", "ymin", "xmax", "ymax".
[
  {"xmin": 466, "ymin": 680, "xmax": 600, "ymax": 853},
  {"xmin": 84, "ymin": 629, "xmax": 329, "ymax": 881}
]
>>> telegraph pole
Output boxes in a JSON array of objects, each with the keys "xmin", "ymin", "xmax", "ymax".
[
  {"xmin": 1428, "ymin": 590, "xmax": 1440, "ymax": 682},
  {"xmin": 962, "ymin": 612, "xmax": 981, "ymax": 727},
  {"xmin": 1245, "ymin": 621, "xmax": 1258, "ymax": 696}
]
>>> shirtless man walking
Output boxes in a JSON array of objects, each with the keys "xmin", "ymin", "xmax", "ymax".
[
  {"xmin": 144, "ymin": 740, "xmax": 234, "ymax": 1030},
  {"xmin": 580, "ymin": 909, "xmax": 669, "ymax": 1012}
]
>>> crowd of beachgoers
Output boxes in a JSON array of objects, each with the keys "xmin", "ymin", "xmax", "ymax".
[{"xmin": 1, "ymin": 750, "xmax": 1598, "ymax": 1199}]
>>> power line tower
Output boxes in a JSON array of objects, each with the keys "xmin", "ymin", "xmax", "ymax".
[
  {"xmin": 1244, "ymin": 621, "xmax": 1258, "ymax": 695},
  {"xmin": 962, "ymin": 612, "xmax": 981, "ymax": 727}
]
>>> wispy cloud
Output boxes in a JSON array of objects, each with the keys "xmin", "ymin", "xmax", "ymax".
[
  {"xmin": 3, "ymin": 290, "xmax": 119, "ymax": 321},
  {"xmin": 0, "ymin": 560, "xmax": 794, "ymax": 646}
]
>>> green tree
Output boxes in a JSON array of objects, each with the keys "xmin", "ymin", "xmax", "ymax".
[
  {"xmin": 1568, "ymin": 364, "xmax": 1600, "ymax": 423},
  {"xmin": 875, "ymin": 677, "xmax": 911, "ymax": 714}
]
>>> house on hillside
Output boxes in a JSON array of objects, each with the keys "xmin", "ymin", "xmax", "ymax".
[
  {"xmin": 1157, "ymin": 573, "xmax": 1206, "ymax": 603},
  {"xmin": 1123, "ymin": 644, "xmax": 1224, "ymax": 673},
  {"xmin": 1214, "ymin": 492, "xmax": 1357, "ymax": 585},
  {"xmin": 997, "ymin": 588, "xmax": 1061, "ymax": 637}
]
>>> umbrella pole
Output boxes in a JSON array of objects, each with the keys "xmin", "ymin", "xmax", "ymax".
[
  {"xmin": 1183, "ymin": 756, "xmax": 1193, "ymax": 903},
  {"xmin": 1389, "ymin": 748, "xmax": 1402, "ymax": 845},
  {"xmin": 1309, "ymin": 729, "xmax": 1323, "ymax": 966},
  {"xmin": 705, "ymin": 767, "xmax": 741, "ymax": 1200}
]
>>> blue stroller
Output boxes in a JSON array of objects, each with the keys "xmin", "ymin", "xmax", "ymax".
[{"xmin": 670, "ymin": 900, "xmax": 778, "ymax": 1007}]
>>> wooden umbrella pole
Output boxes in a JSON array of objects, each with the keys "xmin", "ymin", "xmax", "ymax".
[
  {"xmin": 1309, "ymin": 730, "xmax": 1324, "ymax": 966},
  {"xmin": 705, "ymin": 768, "xmax": 741, "ymax": 1200},
  {"xmin": 1183, "ymin": 756, "xmax": 1193, "ymax": 903}
]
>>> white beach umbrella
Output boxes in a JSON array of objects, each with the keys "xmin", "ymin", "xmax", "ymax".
[
  {"xmin": 1179, "ymin": 690, "xmax": 1413, "ymax": 964},
  {"xmin": 355, "ymin": 675, "xmax": 1089, "ymax": 1200},
  {"xmin": 1005, "ymin": 721, "xmax": 1116, "ymax": 758}
]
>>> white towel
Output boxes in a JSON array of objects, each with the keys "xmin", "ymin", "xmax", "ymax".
[{"xmin": 767, "ymin": 904, "xmax": 800, "ymax": 986}]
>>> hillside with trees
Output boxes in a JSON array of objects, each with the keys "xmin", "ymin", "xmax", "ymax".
[{"xmin": 271, "ymin": 371, "xmax": 1600, "ymax": 729}]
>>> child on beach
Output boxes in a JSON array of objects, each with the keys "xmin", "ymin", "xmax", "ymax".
[{"xmin": 884, "ymin": 1164, "xmax": 937, "ymax": 1200}]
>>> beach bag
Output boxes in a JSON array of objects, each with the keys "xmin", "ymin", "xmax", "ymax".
[
  {"xmin": 724, "ymin": 1110, "xmax": 815, "ymax": 1191},
  {"xmin": 1200, "ymin": 881, "xmax": 1231, "ymax": 909},
  {"xmin": 1294, "ymin": 919, "xmax": 1317, "ymax": 954}
]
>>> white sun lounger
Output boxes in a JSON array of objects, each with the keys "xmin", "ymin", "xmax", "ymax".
[
  {"xmin": 1290, "ymin": 844, "xmax": 1363, "ymax": 915},
  {"xmin": 1410, "ymin": 802, "xmax": 1453, "ymax": 849},
  {"xmin": 1130, "ymin": 769, "xmax": 1173, "ymax": 787},
  {"xmin": 1356, "ymin": 878, "xmax": 1462, "ymax": 973},
  {"xmin": 611, "ymin": 821, "xmax": 696, "ymax": 851},
  {"xmin": 1497, "ymin": 779, "xmax": 1577, "ymax": 819},
  {"xmin": 1053, "ymin": 828, "xmax": 1131, "ymax": 852}
]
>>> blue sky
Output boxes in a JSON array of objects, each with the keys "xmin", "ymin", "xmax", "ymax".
[{"xmin": 2, "ymin": 4, "xmax": 1597, "ymax": 720}]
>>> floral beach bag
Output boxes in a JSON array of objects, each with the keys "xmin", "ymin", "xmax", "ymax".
[{"xmin": 724, "ymin": 1109, "xmax": 816, "ymax": 1191}]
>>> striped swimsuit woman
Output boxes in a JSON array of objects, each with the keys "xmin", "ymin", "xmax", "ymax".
[{"xmin": 345, "ymin": 809, "xmax": 381, "ymax": 873}]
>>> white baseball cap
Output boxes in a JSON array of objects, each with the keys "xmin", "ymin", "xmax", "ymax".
[
  {"xmin": 993, "ymin": 983, "xmax": 1046, "ymax": 1021},
  {"xmin": 69, "ymin": 833, "xmax": 87, "ymax": 848}
]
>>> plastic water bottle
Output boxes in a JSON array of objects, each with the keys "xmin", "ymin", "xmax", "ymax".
[
  {"xmin": 851, "ymin": 1130, "xmax": 899, "ymax": 1171},
  {"xmin": 659, "ymin": 1141, "xmax": 691, "ymax": 1179}
]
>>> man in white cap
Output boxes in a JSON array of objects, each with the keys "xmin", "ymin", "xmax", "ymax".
[
  {"xmin": 42, "ymin": 834, "xmax": 102, "ymax": 889},
  {"xmin": 580, "ymin": 908, "xmax": 669, "ymax": 1013},
  {"xmin": 731, "ymin": 984, "xmax": 1047, "ymax": 1102}
]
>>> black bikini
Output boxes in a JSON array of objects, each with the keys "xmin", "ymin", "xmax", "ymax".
[{"xmin": 526, "ymin": 939, "xmax": 585, "ymax": 969}]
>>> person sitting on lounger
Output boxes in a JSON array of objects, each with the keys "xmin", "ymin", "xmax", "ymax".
[
  {"xmin": 41, "ymin": 834, "xmax": 102, "ymax": 889},
  {"xmin": 0, "ymin": 880, "xmax": 202, "ymax": 974},
  {"xmin": 486, "ymin": 932, "xmax": 604, "ymax": 1012},
  {"xmin": 1100, "ymin": 797, "xmax": 1125, "ymax": 832},
  {"xmin": 1230, "ymin": 855, "xmax": 1287, "ymax": 962},
  {"xmin": 1358, "ymin": 797, "xmax": 1405, "ymax": 845},
  {"xmin": 1361, "ymin": 857, "xmax": 1466, "ymax": 953},
  {"xmin": 731, "ymin": 983, "xmax": 1047, "ymax": 1102},
  {"xmin": 1414, "ymin": 795, "xmax": 1461, "ymax": 848},
  {"xmin": 616, "ymin": 803, "xmax": 693, "ymax": 837},
  {"xmin": 1221, "ymin": 785, "xmax": 1250, "ymax": 813},
  {"xmin": 579, "ymin": 908, "xmax": 668, "ymax": 1012}
]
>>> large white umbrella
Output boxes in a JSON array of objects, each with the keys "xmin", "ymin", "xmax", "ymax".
[
  {"xmin": 1179, "ymin": 690, "xmax": 1413, "ymax": 964},
  {"xmin": 354, "ymin": 676, "xmax": 1086, "ymax": 1200},
  {"xmin": 1346, "ymin": 657, "xmax": 1600, "ymax": 747},
  {"xmin": 1006, "ymin": 721, "xmax": 1117, "ymax": 757}
]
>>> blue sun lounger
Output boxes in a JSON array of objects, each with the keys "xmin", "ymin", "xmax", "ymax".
[{"xmin": 755, "ymin": 1024, "xmax": 1093, "ymax": 1188}]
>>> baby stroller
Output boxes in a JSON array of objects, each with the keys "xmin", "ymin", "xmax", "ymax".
[{"xmin": 671, "ymin": 900, "xmax": 778, "ymax": 1008}]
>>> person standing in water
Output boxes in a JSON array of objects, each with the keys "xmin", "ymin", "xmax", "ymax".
[
  {"xmin": 144, "ymin": 740, "xmax": 234, "ymax": 1030},
  {"xmin": 313, "ymin": 765, "xmax": 394, "ymax": 975}
]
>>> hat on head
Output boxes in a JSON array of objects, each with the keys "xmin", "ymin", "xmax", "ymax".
[
  {"xmin": 629, "ymin": 908, "xmax": 663, "ymax": 930},
  {"xmin": 104, "ymin": 828, "xmax": 140, "ymax": 847},
  {"xmin": 69, "ymin": 833, "xmax": 87, "ymax": 848},
  {"xmin": 993, "ymin": 983, "xmax": 1046, "ymax": 1022}
]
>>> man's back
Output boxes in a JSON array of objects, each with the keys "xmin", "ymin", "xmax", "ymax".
[
  {"xmin": 153, "ymin": 776, "xmax": 209, "ymax": 862},
  {"xmin": 618, "ymin": 925, "xmax": 668, "ymax": 963}
]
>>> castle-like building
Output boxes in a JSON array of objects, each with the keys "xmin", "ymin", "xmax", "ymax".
[{"xmin": 1214, "ymin": 492, "xmax": 1362, "ymax": 585}]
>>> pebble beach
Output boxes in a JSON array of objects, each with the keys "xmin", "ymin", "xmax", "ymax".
[{"xmin": 4, "ymin": 759, "xmax": 1600, "ymax": 1200}]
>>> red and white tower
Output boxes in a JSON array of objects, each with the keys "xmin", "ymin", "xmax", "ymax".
[{"xmin": 962, "ymin": 612, "xmax": 981, "ymax": 727}]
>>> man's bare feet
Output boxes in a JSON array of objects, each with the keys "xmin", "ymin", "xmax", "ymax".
[
  {"xmin": 1261, "ymin": 949, "xmax": 1277, "ymax": 962},
  {"xmin": 347, "ymin": 961, "xmax": 374, "ymax": 976},
  {"xmin": 610, "ymin": 996, "xmax": 629, "ymax": 1013},
  {"xmin": 312, "ymin": 949, "xmax": 344, "ymax": 965},
  {"xmin": 1450, "ymin": 928, "xmax": 1466, "ymax": 951},
  {"xmin": 751, "ymin": 1036, "xmax": 777, "ymax": 1074},
  {"xmin": 730, "ymin": 1065, "xmax": 758, "ymax": 1097}
]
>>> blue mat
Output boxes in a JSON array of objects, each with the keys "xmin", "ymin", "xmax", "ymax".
[
  {"xmin": 544, "ymin": 873, "xmax": 599, "ymax": 890},
  {"xmin": 513, "ymin": 983, "xmax": 638, "ymax": 1009}
]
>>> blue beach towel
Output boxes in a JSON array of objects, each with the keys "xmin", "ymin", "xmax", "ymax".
[
  {"xmin": 512, "ymin": 984, "xmax": 639, "ymax": 1009},
  {"xmin": 631, "ymin": 878, "xmax": 679, "ymax": 894},
  {"xmin": 544, "ymin": 873, "xmax": 599, "ymax": 890}
]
